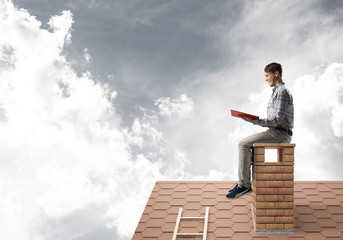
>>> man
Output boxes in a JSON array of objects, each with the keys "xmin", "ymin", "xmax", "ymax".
[{"xmin": 226, "ymin": 62, "xmax": 294, "ymax": 199}]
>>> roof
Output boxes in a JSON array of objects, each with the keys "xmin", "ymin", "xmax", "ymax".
[{"xmin": 132, "ymin": 181, "xmax": 343, "ymax": 240}]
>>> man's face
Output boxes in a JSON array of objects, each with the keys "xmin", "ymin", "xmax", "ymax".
[{"xmin": 265, "ymin": 71, "xmax": 277, "ymax": 87}]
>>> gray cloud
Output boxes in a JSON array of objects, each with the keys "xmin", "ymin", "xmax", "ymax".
[{"xmin": 3, "ymin": 0, "xmax": 343, "ymax": 239}]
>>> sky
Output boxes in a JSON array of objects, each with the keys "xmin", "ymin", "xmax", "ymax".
[{"xmin": 1, "ymin": 0, "xmax": 343, "ymax": 239}]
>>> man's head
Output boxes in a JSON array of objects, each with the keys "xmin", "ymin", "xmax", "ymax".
[{"xmin": 264, "ymin": 62, "xmax": 283, "ymax": 87}]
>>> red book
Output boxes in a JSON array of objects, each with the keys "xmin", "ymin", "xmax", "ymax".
[{"xmin": 231, "ymin": 109, "xmax": 259, "ymax": 119}]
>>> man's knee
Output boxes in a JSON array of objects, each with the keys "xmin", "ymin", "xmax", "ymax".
[{"xmin": 238, "ymin": 139, "xmax": 251, "ymax": 150}]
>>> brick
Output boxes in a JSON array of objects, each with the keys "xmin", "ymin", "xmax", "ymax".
[
  {"xmin": 284, "ymin": 195, "xmax": 294, "ymax": 202},
  {"xmin": 255, "ymin": 216, "xmax": 275, "ymax": 224},
  {"xmin": 253, "ymin": 143, "xmax": 296, "ymax": 148},
  {"xmin": 284, "ymin": 166, "xmax": 294, "ymax": 172},
  {"xmin": 284, "ymin": 181, "xmax": 294, "ymax": 188},
  {"xmin": 283, "ymin": 154, "xmax": 294, "ymax": 162},
  {"xmin": 275, "ymin": 173, "xmax": 293, "ymax": 180},
  {"xmin": 255, "ymin": 173, "xmax": 275, "ymax": 180},
  {"xmin": 266, "ymin": 224, "xmax": 284, "ymax": 230},
  {"xmin": 254, "ymin": 147, "xmax": 265, "ymax": 155},
  {"xmin": 265, "ymin": 166, "xmax": 285, "ymax": 173},
  {"xmin": 256, "ymin": 209, "xmax": 266, "ymax": 216},
  {"xmin": 254, "ymin": 154, "xmax": 265, "ymax": 162},
  {"xmin": 255, "ymin": 224, "xmax": 266, "ymax": 230},
  {"xmin": 256, "ymin": 195, "xmax": 266, "ymax": 202},
  {"xmin": 275, "ymin": 216, "xmax": 294, "ymax": 224},
  {"xmin": 254, "ymin": 166, "xmax": 265, "ymax": 173},
  {"xmin": 275, "ymin": 187, "xmax": 294, "ymax": 195},
  {"xmin": 284, "ymin": 209, "xmax": 294, "ymax": 216},
  {"xmin": 255, "ymin": 187, "xmax": 274, "ymax": 195},
  {"xmin": 256, "ymin": 202, "xmax": 274, "ymax": 209},
  {"xmin": 255, "ymin": 162, "xmax": 294, "ymax": 166},
  {"xmin": 275, "ymin": 202, "xmax": 294, "ymax": 209},
  {"xmin": 266, "ymin": 209, "xmax": 284, "ymax": 216},
  {"xmin": 266, "ymin": 195, "xmax": 284, "ymax": 202},
  {"xmin": 284, "ymin": 223, "xmax": 294, "ymax": 230},
  {"xmin": 283, "ymin": 148, "xmax": 294, "ymax": 155},
  {"xmin": 265, "ymin": 181, "xmax": 284, "ymax": 188},
  {"xmin": 254, "ymin": 180, "xmax": 266, "ymax": 188}
]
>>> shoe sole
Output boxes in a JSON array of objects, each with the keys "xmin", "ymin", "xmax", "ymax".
[
  {"xmin": 235, "ymin": 188, "xmax": 252, "ymax": 198},
  {"xmin": 226, "ymin": 188, "xmax": 252, "ymax": 199}
]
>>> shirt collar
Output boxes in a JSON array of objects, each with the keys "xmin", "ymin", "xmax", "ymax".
[{"xmin": 272, "ymin": 82, "xmax": 285, "ymax": 93}]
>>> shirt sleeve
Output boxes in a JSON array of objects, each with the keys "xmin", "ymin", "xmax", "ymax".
[{"xmin": 255, "ymin": 89, "xmax": 290, "ymax": 127}]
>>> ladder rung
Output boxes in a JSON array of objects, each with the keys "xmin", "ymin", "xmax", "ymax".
[
  {"xmin": 177, "ymin": 233, "xmax": 203, "ymax": 236},
  {"xmin": 181, "ymin": 217, "xmax": 205, "ymax": 219},
  {"xmin": 172, "ymin": 207, "xmax": 209, "ymax": 240}
]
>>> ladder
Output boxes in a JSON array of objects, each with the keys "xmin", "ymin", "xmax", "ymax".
[{"xmin": 172, "ymin": 207, "xmax": 209, "ymax": 240}]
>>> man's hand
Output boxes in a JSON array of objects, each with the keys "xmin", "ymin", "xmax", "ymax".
[{"xmin": 240, "ymin": 115, "xmax": 255, "ymax": 123}]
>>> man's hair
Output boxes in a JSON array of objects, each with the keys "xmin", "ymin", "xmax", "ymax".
[{"xmin": 265, "ymin": 62, "xmax": 282, "ymax": 77}]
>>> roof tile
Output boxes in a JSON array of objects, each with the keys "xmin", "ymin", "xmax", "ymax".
[
  {"xmin": 305, "ymin": 195, "xmax": 323, "ymax": 202},
  {"xmin": 316, "ymin": 183, "xmax": 331, "ymax": 192},
  {"xmin": 174, "ymin": 183, "xmax": 189, "ymax": 192},
  {"xmin": 201, "ymin": 191, "xmax": 218, "ymax": 199},
  {"xmin": 141, "ymin": 227, "xmax": 163, "ymax": 238},
  {"xmin": 231, "ymin": 206, "xmax": 250, "ymax": 214},
  {"xmin": 321, "ymin": 227, "xmax": 342, "ymax": 237},
  {"xmin": 308, "ymin": 203, "xmax": 327, "ymax": 210},
  {"xmin": 151, "ymin": 202, "xmax": 170, "ymax": 210},
  {"xmin": 317, "ymin": 218, "xmax": 336, "ymax": 228},
  {"xmin": 303, "ymin": 232, "xmax": 326, "ymax": 240},
  {"xmin": 213, "ymin": 218, "xmax": 234, "ymax": 228},
  {"xmin": 171, "ymin": 191, "xmax": 188, "ymax": 198},
  {"xmin": 320, "ymin": 192, "xmax": 336, "ymax": 199},
  {"xmin": 300, "ymin": 222, "xmax": 321, "ymax": 232},
  {"xmin": 202, "ymin": 184, "xmax": 218, "ymax": 192},
  {"xmin": 213, "ymin": 227, "xmax": 234, "ymax": 237},
  {"xmin": 336, "ymin": 222, "xmax": 343, "ymax": 231},
  {"xmin": 312, "ymin": 209, "xmax": 332, "ymax": 219},
  {"xmin": 232, "ymin": 232, "xmax": 252, "ymax": 240},
  {"xmin": 215, "ymin": 202, "xmax": 233, "ymax": 210},
  {"xmin": 215, "ymin": 209, "xmax": 234, "ymax": 219},
  {"xmin": 296, "ymin": 206, "xmax": 313, "ymax": 214},
  {"xmin": 149, "ymin": 210, "xmax": 168, "ymax": 219},
  {"xmin": 232, "ymin": 222, "xmax": 251, "ymax": 232},
  {"xmin": 184, "ymin": 202, "xmax": 202, "ymax": 210},
  {"xmin": 154, "ymin": 195, "xmax": 172, "ymax": 203},
  {"xmin": 169, "ymin": 198, "xmax": 187, "ymax": 206},
  {"xmin": 133, "ymin": 181, "xmax": 343, "ymax": 240},
  {"xmin": 232, "ymin": 214, "xmax": 250, "ymax": 223},
  {"xmin": 322, "ymin": 198, "xmax": 341, "ymax": 206},
  {"xmin": 327, "ymin": 206, "xmax": 343, "ymax": 214},
  {"xmin": 146, "ymin": 219, "xmax": 163, "ymax": 228}
]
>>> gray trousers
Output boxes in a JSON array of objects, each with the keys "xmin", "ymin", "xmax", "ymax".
[{"xmin": 238, "ymin": 128, "xmax": 292, "ymax": 188}]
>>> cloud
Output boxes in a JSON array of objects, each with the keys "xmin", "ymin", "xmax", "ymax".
[
  {"xmin": 0, "ymin": 2, "xmax": 227, "ymax": 239},
  {"xmin": 83, "ymin": 48, "xmax": 92, "ymax": 63},
  {"xmin": 155, "ymin": 94, "xmax": 194, "ymax": 118}
]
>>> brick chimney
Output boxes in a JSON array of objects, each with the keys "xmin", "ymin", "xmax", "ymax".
[{"xmin": 251, "ymin": 143, "xmax": 295, "ymax": 234}]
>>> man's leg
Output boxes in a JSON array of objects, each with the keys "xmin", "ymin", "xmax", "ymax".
[{"xmin": 238, "ymin": 128, "xmax": 291, "ymax": 188}]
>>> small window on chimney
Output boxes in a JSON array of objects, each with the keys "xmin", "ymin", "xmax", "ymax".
[{"xmin": 265, "ymin": 149, "xmax": 278, "ymax": 162}]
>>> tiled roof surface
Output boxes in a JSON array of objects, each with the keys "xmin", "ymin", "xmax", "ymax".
[{"xmin": 132, "ymin": 181, "xmax": 343, "ymax": 240}]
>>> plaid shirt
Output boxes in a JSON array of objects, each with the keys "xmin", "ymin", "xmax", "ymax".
[{"xmin": 255, "ymin": 82, "xmax": 294, "ymax": 130}]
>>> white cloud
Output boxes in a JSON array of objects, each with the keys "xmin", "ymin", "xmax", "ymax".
[
  {"xmin": 0, "ymin": 2, "xmax": 226, "ymax": 239},
  {"xmin": 155, "ymin": 94, "xmax": 194, "ymax": 118},
  {"xmin": 83, "ymin": 47, "xmax": 92, "ymax": 63}
]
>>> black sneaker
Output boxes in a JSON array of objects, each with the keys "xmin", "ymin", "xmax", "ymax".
[
  {"xmin": 226, "ymin": 185, "xmax": 252, "ymax": 199},
  {"xmin": 228, "ymin": 184, "xmax": 239, "ymax": 193}
]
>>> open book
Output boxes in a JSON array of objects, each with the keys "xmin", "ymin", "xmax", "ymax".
[{"xmin": 231, "ymin": 109, "xmax": 259, "ymax": 119}]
